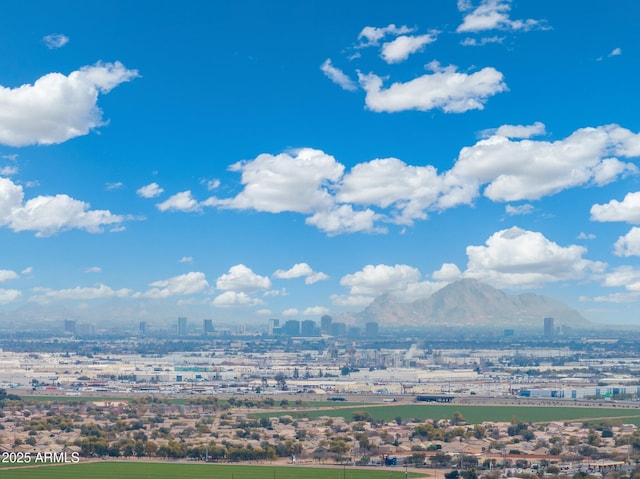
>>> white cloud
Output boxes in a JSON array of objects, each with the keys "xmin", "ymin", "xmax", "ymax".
[
  {"xmin": 505, "ymin": 204, "xmax": 534, "ymax": 215},
  {"xmin": 213, "ymin": 148, "xmax": 344, "ymax": 214},
  {"xmin": 463, "ymin": 226, "xmax": 606, "ymax": 288},
  {"xmin": 609, "ymin": 47, "xmax": 622, "ymax": 57},
  {"xmin": 43, "ymin": 33, "xmax": 69, "ymax": 49},
  {"xmin": 201, "ymin": 178, "xmax": 220, "ymax": 191},
  {"xmin": 432, "ymin": 263, "xmax": 462, "ymax": 281},
  {"xmin": 282, "ymin": 308, "xmax": 299, "ymax": 316},
  {"xmin": 84, "ymin": 266, "xmax": 102, "ymax": 273},
  {"xmin": 216, "ymin": 264, "xmax": 271, "ymax": 292},
  {"xmin": 357, "ymin": 24, "xmax": 414, "ymax": 47},
  {"xmin": 602, "ymin": 266, "xmax": 640, "ymax": 292},
  {"xmin": 273, "ymin": 262, "xmax": 329, "ymax": 284},
  {"xmin": 306, "ymin": 272, "xmax": 329, "ymax": 285},
  {"xmin": 614, "ymin": 227, "xmax": 640, "ymax": 257},
  {"xmin": 306, "ymin": 205, "xmax": 382, "ymax": 235},
  {"xmin": 380, "ymin": 33, "xmax": 438, "ymax": 63},
  {"xmin": 0, "ymin": 62, "xmax": 138, "ymax": 147},
  {"xmin": 0, "ymin": 289, "xmax": 21, "ymax": 304},
  {"xmin": 21, "ymin": 266, "xmax": 33, "ymax": 275},
  {"xmin": 179, "ymin": 256, "xmax": 194, "ymax": 264},
  {"xmin": 105, "ymin": 182, "xmax": 123, "ymax": 191},
  {"xmin": 156, "ymin": 191, "xmax": 201, "ymax": 212},
  {"xmin": 136, "ymin": 272, "xmax": 209, "ymax": 299},
  {"xmin": 0, "ymin": 166, "xmax": 18, "ymax": 176},
  {"xmin": 137, "ymin": 182, "xmax": 164, "ymax": 198},
  {"xmin": 273, "ymin": 263, "xmax": 313, "ymax": 279},
  {"xmin": 457, "ymin": 0, "xmax": 544, "ymax": 33},
  {"xmin": 0, "ymin": 177, "xmax": 130, "ymax": 236},
  {"xmin": 340, "ymin": 264, "xmax": 421, "ymax": 296},
  {"xmin": 460, "ymin": 36, "xmax": 505, "ymax": 46},
  {"xmin": 337, "ymin": 157, "xmax": 442, "ymax": 225},
  {"xmin": 447, "ymin": 125, "xmax": 640, "ymax": 204},
  {"xmin": 304, "ymin": 306, "xmax": 330, "ymax": 316},
  {"xmin": 481, "ymin": 121, "xmax": 546, "ymax": 139},
  {"xmin": 578, "ymin": 232, "xmax": 596, "ymax": 240},
  {"xmin": 31, "ymin": 284, "xmax": 131, "ymax": 302},
  {"xmin": 591, "ymin": 192, "xmax": 640, "ymax": 224},
  {"xmin": 213, "ymin": 291, "xmax": 263, "ymax": 307},
  {"xmin": 320, "ymin": 59, "xmax": 357, "ymax": 91},
  {"xmin": 0, "ymin": 269, "xmax": 18, "ymax": 282},
  {"xmin": 358, "ymin": 62, "xmax": 507, "ymax": 113}
]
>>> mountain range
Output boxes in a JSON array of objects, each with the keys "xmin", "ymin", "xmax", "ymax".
[{"xmin": 343, "ymin": 279, "xmax": 589, "ymax": 330}]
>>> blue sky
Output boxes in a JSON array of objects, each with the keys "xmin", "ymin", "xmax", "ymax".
[{"xmin": 1, "ymin": 0, "xmax": 640, "ymax": 328}]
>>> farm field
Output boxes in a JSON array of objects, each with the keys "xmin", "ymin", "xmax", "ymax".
[
  {"xmin": 254, "ymin": 403, "xmax": 640, "ymax": 425},
  {"xmin": 0, "ymin": 461, "xmax": 424, "ymax": 479}
]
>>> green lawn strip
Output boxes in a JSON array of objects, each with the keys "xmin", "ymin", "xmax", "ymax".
[
  {"xmin": 3, "ymin": 461, "xmax": 422, "ymax": 479},
  {"xmin": 251, "ymin": 403, "xmax": 640, "ymax": 424}
]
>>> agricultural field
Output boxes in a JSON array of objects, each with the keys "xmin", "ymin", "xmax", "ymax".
[
  {"xmin": 0, "ymin": 461, "xmax": 424, "ymax": 479},
  {"xmin": 253, "ymin": 402, "xmax": 640, "ymax": 425}
]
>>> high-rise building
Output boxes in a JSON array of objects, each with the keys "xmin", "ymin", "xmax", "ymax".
[
  {"xmin": 64, "ymin": 319, "xmax": 76, "ymax": 335},
  {"xmin": 177, "ymin": 317, "xmax": 188, "ymax": 336},
  {"xmin": 203, "ymin": 319, "xmax": 214, "ymax": 334},
  {"xmin": 139, "ymin": 321, "xmax": 147, "ymax": 335},
  {"xmin": 283, "ymin": 320, "xmax": 300, "ymax": 336},
  {"xmin": 76, "ymin": 323, "xmax": 95, "ymax": 337},
  {"xmin": 331, "ymin": 322, "xmax": 346, "ymax": 337},
  {"xmin": 301, "ymin": 320, "xmax": 316, "ymax": 336},
  {"xmin": 268, "ymin": 318, "xmax": 280, "ymax": 335},
  {"xmin": 365, "ymin": 322, "xmax": 379, "ymax": 337},
  {"xmin": 320, "ymin": 315, "xmax": 332, "ymax": 335},
  {"xmin": 544, "ymin": 317, "xmax": 554, "ymax": 337}
]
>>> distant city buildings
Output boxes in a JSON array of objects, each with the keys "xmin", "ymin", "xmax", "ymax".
[
  {"xmin": 203, "ymin": 319, "xmax": 214, "ymax": 334},
  {"xmin": 282, "ymin": 320, "xmax": 300, "ymax": 336},
  {"xmin": 139, "ymin": 321, "xmax": 147, "ymax": 336},
  {"xmin": 320, "ymin": 315, "xmax": 332, "ymax": 335},
  {"xmin": 268, "ymin": 319, "xmax": 280, "ymax": 336},
  {"xmin": 63, "ymin": 320, "xmax": 76, "ymax": 335},
  {"xmin": 503, "ymin": 328, "xmax": 515, "ymax": 337},
  {"xmin": 544, "ymin": 317, "xmax": 554, "ymax": 337},
  {"xmin": 177, "ymin": 317, "xmax": 188, "ymax": 336},
  {"xmin": 301, "ymin": 320, "xmax": 316, "ymax": 337},
  {"xmin": 365, "ymin": 322, "xmax": 379, "ymax": 337}
]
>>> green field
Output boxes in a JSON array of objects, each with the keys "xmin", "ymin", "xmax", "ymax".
[
  {"xmin": 1, "ymin": 461, "xmax": 422, "ymax": 479},
  {"xmin": 254, "ymin": 403, "xmax": 640, "ymax": 425}
]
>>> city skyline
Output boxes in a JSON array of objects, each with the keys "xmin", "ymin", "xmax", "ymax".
[{"xmin": 1, "ymin": 1, "xmax": 640, "ymax": 326}]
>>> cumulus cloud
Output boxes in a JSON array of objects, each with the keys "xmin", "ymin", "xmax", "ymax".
[
  {"xmin": 0, "ymin": 62, "xmax": 138, "ymax": 147},
  {"xmin": 43, "ymin": 33, "xmax": 69, "ymax": 49},
  {"xmin": 216, "ymin": 264, "xmax": 271, "ymax": 292},
  {"xmin": 432, "ymin": 263, "xmax": 462, "ymax": 281},
  {"xmin": 457, "ymin": 0, "xmax": 545, "ymax": 33},
  {"xmin": 330, "ymin": 293, "xmax": 376, "ymax": 307},
  {"xmin": 201, "ymin": 178, "xmax": 220, "ymax": 191},
  {"xmin": 179, "ymin": 256, "xmax": 194, "ymax": 264},
  {"xmin": 614, "ymin": 227, "xmax": 640, "ymax": 257},
  {"xmin": 609, "ymin": 47, "xmax": 622, "ymax": 57},
  {"xmin": 212, "ymin": 148, "xmax": 344, "ymax": 214},
  {"xmin": 0, "ymin": 176, "xmax": 130, "ymax": 236},
  {"xmin": 137, "ymin": 182, "xmax": 164, "ymax": 198},
  {"xmin": 0, "ymin": 288, "xmax": 21, "ymax": 304},
  {"xmin": 212, "ymin": 291, "xmax": 263, "ymax": 307},
  {"xmin": 460, "ymin": 36, "xmax": 505, "ymax": 46},
  {"xmin": 136, "ymin": 272, "xmax": 209, "ymax": 299},
  {"xmin": 591, "ymin": 192, "xmax": 640, "ymax": 223},
  {"xmin": 446, "ymin": 125, "xmax": 640, "ymax": 204},
  {"xmin": 84, "ymin": 266, "xmax": 102, "ymax": 273},
  {"xmin": 273, "ymin": 263, "xmax": 329, "ymax": 284},
  {"xmin": 105, "ymin": 182, "xmax": 123, "ymax": 191},
  {"xmin": 0, "ymin": 166, "xmax": 18, "ymax": 176},
  {"xmin": 578, "ymin": 232, "xmax": 596, "ymax": 240},
  {"xmin": 481, "ymin": 121, "xmax": 546, "ymax": 139},
  {"xmin": 463, "ymin": 226, "xmax": 606, "ymax": 288},
  {"xmin": 357, "ymin": 24, "xmax": 414, "ymax": 47},
  {"xmin": 156, "ymin": 191, "xmax": 201, "ymax": 212},
  {"xmin": 167, "ymin": 124, "xmax": 640, "ymax": 236},
  {"xmin": 282, "ymin": 308, "xmax": 299, "ymax": 316},
  {"xmin": 358, "ymin": 61, "xmax": 507, "ymax": 113},
  {"xmin": 31, "ymin": 284, "xmax": 131, "ymax": 302},
  {"xmin": 338, "ymin": 264, "xmax": 445, "ymax": 304},
  {"xmin": 505, "ymin": 204, "xmax": 534, "ymax": 215},
  {"xmin": 0, "ymin": 269, "xmax": 18, "ymax": 282},
  {"xmin": 380, "ymin": 32, "xmax": 438, "ymax": 63},
  {"xmin": 320, "ymin": 59, "xmax": 357, "ymax": 91}
]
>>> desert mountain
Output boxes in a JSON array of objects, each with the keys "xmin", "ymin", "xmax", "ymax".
[{"xmin": 349, "ymin": 278, "xmax": 588, "ymax": 329}]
